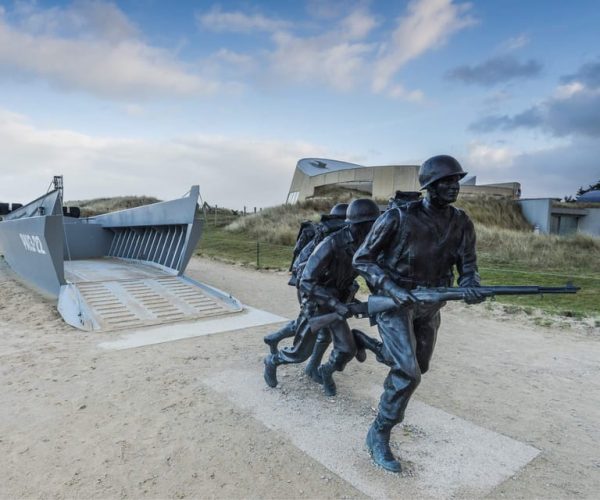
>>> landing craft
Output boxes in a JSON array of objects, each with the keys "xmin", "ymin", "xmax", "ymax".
[{"xmin": 0, "ymin": 177, "xmax": 242, "ymax": 331}]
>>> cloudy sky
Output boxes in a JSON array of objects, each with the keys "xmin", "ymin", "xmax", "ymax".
[{"xmin": 0, "ymin": 0, "xmax": 598, "ymax": 208}]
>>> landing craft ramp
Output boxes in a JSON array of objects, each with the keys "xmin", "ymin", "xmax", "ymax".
[
  {"xmin": 59, "ymin": 259, "xmax": 240, "ymax": 331},
  {"xmin": 0, "ymin": 178, "xmax": 243, "ymax": 331}
]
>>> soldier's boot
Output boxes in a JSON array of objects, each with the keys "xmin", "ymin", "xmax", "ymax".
[
  {"xmin": 263, "ymin": 354, "xmax": 279, "ymax": 388},
  {"xmin": 317, "ymin": 362, "xmax": 337, "ymax": 397},
  {"xmin": 354, "ymin": 329, "xmax": 367, "ymax": 363},
  {"xmin": 366, "ymin": 415, "xmax": 402, "ymax": 473},
  {"xmin": 304, "ymin": 341, "xmax": 329, "ymax": 384},
  {"xmin": 353, "ymin": 329, "xmax": 386, "ymax": 364},
  {"xmin": 263, "ymin": 321, "xmax": 295, "ymax": 355}
]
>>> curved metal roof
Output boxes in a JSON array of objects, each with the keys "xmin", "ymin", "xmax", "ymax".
[
  {"xmin": 296, "ymin": 158, "xmax": 366, "ymax": 177},
  {"xmin": 577, "ymin": 190, "xmax": 600, "ymax": 202}
]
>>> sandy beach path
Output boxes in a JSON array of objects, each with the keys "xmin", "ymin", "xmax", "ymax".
[{"xmin": 1, "ymin": 257, "xmax": 599, "ymax": 498}]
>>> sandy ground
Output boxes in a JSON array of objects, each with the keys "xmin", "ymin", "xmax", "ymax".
[{"xmin": 1, "ymin": 257, "xmax": 599, "ymax": 499}]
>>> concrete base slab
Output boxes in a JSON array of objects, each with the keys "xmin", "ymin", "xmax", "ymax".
[
  {"xmin": 98, "ymin": 307, "xmax": 287, "ymax": 350},
  {"xmin": 204, "ymin": 369, "xmax": 540, "ymax": 499}
]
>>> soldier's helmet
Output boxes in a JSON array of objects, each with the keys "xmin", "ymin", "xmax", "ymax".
[
  {"xmin": 329, "ymin": 203, "xmax": 349, "ymax": 219},
  {"xmin": 418, "ymin": 155, "xmax": 467, "ymax": 189},
  {"xmin": 345, "ymin": 198, "xmax": 381, "ymax": 224}
]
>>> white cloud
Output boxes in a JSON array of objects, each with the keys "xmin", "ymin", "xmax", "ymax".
[
  {"xmin": 339, "ymin": 8, "xmax": 379, "ymax": 40},
  {"xmin": 501, "ymin": 34, "xmax": 530, "ymax": 52},
  {"xmin": 0, "ymin": 1, "xmax": 477, "ymax": 103},
  {"xmin": 0, "ymin": 3, "xmax": 219, "ymax": 100},
  {"xmin": 269, "ymin": 30, "xmax": 373, "ymax": 91},
  {"xmin": 196, "ymin": 6, "xmax": 290, "ymax": 33},
  {"xmin": 193, "ymin": 2, "xmax": 470, "ymax": 100},
  {"xmin": 0, "ymin": 109, "xmax": 324, "ymax": 209},
  {"xmin": 12, "ymin": 0, "xmax": 139, "ymax": 41},
  {"xmin": 553, "ymin": 81, "xmax": 585, "ymax": 99},
  {"xmin": 372, "ymin": 0, "xmax": 476, "ymax": 94},
  {"xmin": 388, "ymin": 84, "xmax": 425, "ymax": 102},
  {"xmin": 463, "ymin": 137, "xmax": 600, "ymax": 199},
  {"xmin": 306, "ymin": 0, "xmax": 360, "ymax": 20},
  {"xmin": 210, "ymin": 48, "xmax": 257, "ymax": 75},
  {"xmin": 265, "ymin": 8, "xmax": 379, "ymax": 91},
  {"xmin": 466, "ymin": 141, "xmax": 516, "ymax": 169}
]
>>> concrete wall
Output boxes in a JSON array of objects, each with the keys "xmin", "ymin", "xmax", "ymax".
[
  {"xmin": 518, "ymin": 199, "xmax": 600, "ymax": 237},
  {"xmin": 461, "ymin": 183, "xmax": 520, "ymax": 199},
  {"xmin": 578, "ymin": 208, "xmax": 600, "ymax": 237},
  {"xmin": 518, "ymin": 199, "xmax": 553, "ymax": 233}
]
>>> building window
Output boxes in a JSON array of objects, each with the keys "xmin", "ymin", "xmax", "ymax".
[
  {"xmin": 551, "ymin": 215, "xmax": 579, "ymax": 235},
  {"xmin": 286, "ymin": 191, "xmax": 299, "ymax": 204}
]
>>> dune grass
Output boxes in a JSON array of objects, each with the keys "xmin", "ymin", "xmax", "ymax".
[
  {"xmin": 455, "ymin": 196, "xmax": 532, "ymax": 230},
  {"xmin": 65, "ymin": 196, "xmax": 161, "ymax": 217},
  {"xmin": 224, "ymin": 199, "xmax": 333, "ymax": 245}
]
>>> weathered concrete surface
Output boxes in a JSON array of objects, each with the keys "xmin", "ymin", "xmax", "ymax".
[
  {"xmin": 206, "ymin": 369, "xmax": 539, "ymax": 499},
  {"xmin": 98, "ymin": 306, "xmax": 287, "ymax": 350}
]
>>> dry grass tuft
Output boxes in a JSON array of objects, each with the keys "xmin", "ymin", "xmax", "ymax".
[
  {"xmin": 65, "ymin": 196, "xmax": 161, "ymax": 217},
  {"xmin": 455, "ymin": 196, "xmax": 531, "ymax": 230},
  {"xmin": 476, "ymin": 224, "xmax": 600, "ymax": 272},
  {"xmin": 225, "ymin": 200, "xmax": 335, "ymax": 245}
]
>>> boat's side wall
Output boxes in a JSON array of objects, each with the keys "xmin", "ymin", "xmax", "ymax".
[
  {"xmin": 0, "ymin": 215, "xmax": 65, "ymax": 296},
  {"xmin": 92, "ymin": 186, "xmax": 199, "ymax": 227},
  {"xmin": 3, "ymin": 190, "xmax": 62, "ymax": 220},
  {"xmin": 100, "ymin": 186, "xmax": 202, "ymax": 275},
  {"xmin": 177, "ymin": 219, "xmax": 203, "ymax": 274},
  {"xmin": 63, "ymin": 221, "xmax": 113, "ymax": 260}
]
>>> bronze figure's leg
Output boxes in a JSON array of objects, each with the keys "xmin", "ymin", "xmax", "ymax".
[
  {"xmin": 413, "ymin": 303, "xmax": 442, "ymax": 374},
  {"xmin": 304, "ymin": 329, "xmax": 331, "ymax": 383},
  {"xmin": 352, "ymin": 328, "xmax": 387, "ymax": 364},
  {"xmin": 366, "ymin": 413, "xmax": 402, "ymax": 473},
  {"xmin": 367, "ymin": 308, "xmax": 419, "ymax": 472},
  {"xmin": 263, "ymin": 316, "xmax": 317, "ymax": 388},
  {"xmin": 263, "ymin": 319, "xmax": 296, "ymax": 355},
  {"xmin": 317, "ymin": 319, "xmax": 357, "ymax": 396}
]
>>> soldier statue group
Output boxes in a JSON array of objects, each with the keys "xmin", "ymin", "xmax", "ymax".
[{"xmin": 261, "ymin": 154, "xmax": 578, "ymax": 473}]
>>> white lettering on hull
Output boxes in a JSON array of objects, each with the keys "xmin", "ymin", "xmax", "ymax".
[{"xmin": 19, "ymin": 233, "xmax": 47, "ymax": 254}]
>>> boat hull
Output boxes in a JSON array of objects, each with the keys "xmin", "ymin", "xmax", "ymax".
[{"xmin": 0, "ymin": 215, "xmax": 65, "ymax": 296}]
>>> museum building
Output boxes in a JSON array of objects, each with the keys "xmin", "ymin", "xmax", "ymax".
[{"xmin": 286, "ymin": 158, "xmax": 521, "ymax": 204}]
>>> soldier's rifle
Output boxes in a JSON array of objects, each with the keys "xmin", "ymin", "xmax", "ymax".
[
  {"xmin": 369, "ymin": 283, "xmax": 580, "ymax": 314},
  {"xmin": 309, "ymin": 283, "xmax": 580, "ymax": 331},
  {"xmin": 307, "ymin": 301, "xmax": 368, "ymax": 332}
]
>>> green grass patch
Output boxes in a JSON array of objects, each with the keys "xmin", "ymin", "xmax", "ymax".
[
  {"xmin": 197, "ymin": 221, "xmax": 292, "ymax": 269},
  {"xmin": 479, "ymin": 265, "xmax": 599, "ymax": 317}
]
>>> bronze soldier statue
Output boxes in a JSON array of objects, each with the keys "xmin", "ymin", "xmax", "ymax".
[
  {"xmin": 264, "ymin": 198, "xmax": 380, "ymax": 394},
  {"xmin": 353, "ymin": 155, "xmax": 485, "ymax": 472},
  {"xmin": 263, "ymin": 203, "xmax": 348, "ymax": 380},
  {"xmin": 288, "ymin": 203, "xmax": 348, "ymax": 273}
]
